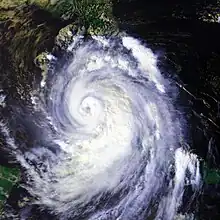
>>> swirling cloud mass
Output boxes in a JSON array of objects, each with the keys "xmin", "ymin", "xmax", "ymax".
[{"xmin": 3, "ymin": 35, "xmax": 200, "ymax": 219}]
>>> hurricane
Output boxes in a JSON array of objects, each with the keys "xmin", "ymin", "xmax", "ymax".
[{"xmin": 0, "ymin": 34, "xmax": 201, "ymax": 220}]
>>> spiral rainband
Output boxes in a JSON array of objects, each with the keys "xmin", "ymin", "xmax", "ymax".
[{"xmin": 0, "ymin": 35, "xmax": 200, "ymax": 220}]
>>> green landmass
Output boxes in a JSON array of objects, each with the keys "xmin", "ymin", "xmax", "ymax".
[
  {"xmin": 0, "ymin": 166, "xmax": 20, "ymax": 212},
  {"xmin": 204, "ymin": 164, "xmax": 220, "ymax": 184}
]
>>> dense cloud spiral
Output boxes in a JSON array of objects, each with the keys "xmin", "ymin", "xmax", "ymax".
[{"xmin": 2, "ymin": 35, "xmax": 200, "ymax": 220}]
